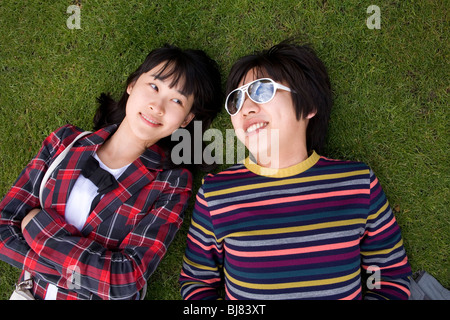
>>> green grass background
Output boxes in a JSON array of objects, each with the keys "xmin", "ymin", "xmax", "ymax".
[{"xmin": 0, "ymin": 0, "xmax": 448, "ymax": 299}]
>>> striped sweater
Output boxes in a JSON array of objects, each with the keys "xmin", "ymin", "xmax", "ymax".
[{"xmin": 179, "ymin": 152, "xmax": 412, "ymax": 300}]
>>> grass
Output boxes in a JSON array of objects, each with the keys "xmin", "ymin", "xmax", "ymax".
[{"xmin": 0, "ymin": 0, "xmax": 448, "ymax": 299}]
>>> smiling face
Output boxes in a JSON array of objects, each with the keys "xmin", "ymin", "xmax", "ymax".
[
  {"xmin": 230, "ymin": 70, "xmax": 314, "ymax": 168},
  {"xmin": 122, "ymin": 62, "xmax": 195, "ymax": 148}
]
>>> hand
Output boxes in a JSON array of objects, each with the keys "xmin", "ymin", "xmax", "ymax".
[{"xmin": 21, "ymin": 208, "xmax": 41, "ymax": 231}]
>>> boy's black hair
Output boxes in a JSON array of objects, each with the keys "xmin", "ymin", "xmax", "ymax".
[
  {"xmin": 93, "ymin": 44, "xmax": 223, "ymax": 172},
  {"xmin": 226, "ymin": 40, "xmax": 332, "ymax": 153}
]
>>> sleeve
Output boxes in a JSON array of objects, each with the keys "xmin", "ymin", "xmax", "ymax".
[
  {"xmin": 179, "ymin": 185, "xmax": 224, "ymax": 300},
  {"xmin": 360, "ymin": 169, "xmax": 412, "ymax": 300},
  {"xmin": 22, "ymin": 169, "xmax": 192, "ymax": 300},
  {"xmin": 0, "ymin": 125, "xmax": 81, "ymax": 272}
]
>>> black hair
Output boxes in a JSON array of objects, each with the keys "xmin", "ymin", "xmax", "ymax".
[
  {"xmin": 226, "ymin": 40, "xmax": 332, "ymax": 153},
  {"xmin": 93, "ymin": 44, "xmax": 223, "ymax": 172}
]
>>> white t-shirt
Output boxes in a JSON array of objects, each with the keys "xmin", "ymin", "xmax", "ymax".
[{"xmin": 45, "ymin": 153, "xmax": 130, "ymax": 300}]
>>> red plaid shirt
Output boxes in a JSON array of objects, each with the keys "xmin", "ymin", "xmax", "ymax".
[{"xmin": 0, "ymin": 124, "xmax": 192, "ymax": 299}]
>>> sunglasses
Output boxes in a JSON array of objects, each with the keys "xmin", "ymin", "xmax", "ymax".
[{"xmin": 225, "ymin": 78, "xmax": 293, "ymax": 116}]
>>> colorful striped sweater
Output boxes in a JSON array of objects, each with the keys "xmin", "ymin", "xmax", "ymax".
[{"xmin": 179, "ymin": 152, "xmax": 412, "ymax": 300}]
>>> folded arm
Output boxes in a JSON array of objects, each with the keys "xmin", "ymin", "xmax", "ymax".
[{"xmin": 21, "ymin": 173, "xmax": 191, "ymax": 300}]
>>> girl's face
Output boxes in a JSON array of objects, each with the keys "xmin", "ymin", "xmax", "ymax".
[{"xmin": 122, "ymin": 63, "xmax": 195, "ymax": 148}]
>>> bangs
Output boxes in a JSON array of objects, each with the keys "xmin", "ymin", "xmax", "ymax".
[
  {"xmin": 226, "ymin": 57, "xmax": 287, "ymax": 95},
  {"xmin": 129, "ymin": 45, "xmax": 205, "ymax": 100},
  {"xmin": 152, "ymin": 60, "xmax": 194, "ymax": 98}
]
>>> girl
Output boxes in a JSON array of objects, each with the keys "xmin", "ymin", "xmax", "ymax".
[{"xmin": 0, "ymin": 44, "xmax": 223, "ymax": 300}]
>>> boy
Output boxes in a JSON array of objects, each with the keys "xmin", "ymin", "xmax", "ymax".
[{"xmin": 179, "ymin": 40, "xmax": 412, "ymax": 300}]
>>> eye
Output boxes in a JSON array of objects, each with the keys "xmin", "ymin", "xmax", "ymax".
[
  {"xmin": 149, "ymin": 83, "xmax": 158, "ymax": 91},
  {"xmin": 172, "ymin": 98, "xmax": 184, "ymax": 106}
]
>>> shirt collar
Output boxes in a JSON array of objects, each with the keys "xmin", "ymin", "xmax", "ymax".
[
  {"xmin": 243, "ymin": 151, "xmax": 320, "ymax": 178},
  {"xmin": 84, "ymin": 124, "xmax": 164, "ymax": 171}
]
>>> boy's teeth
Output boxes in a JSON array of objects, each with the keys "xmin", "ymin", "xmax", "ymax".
[{"xmin": 246, "ymin": 122, "xmax": 268, "ymax": 133}]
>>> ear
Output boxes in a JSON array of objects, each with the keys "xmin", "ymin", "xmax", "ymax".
[
  {"xmin": 306, "ymin": 111, "xmax": 316, "ymax": 119},
  {"xmin": 180, "ymin": 112, "xmax": 195, "ymax": 128},
  {"xmin": 126, "ymin": 81, "xmax": 136, "ymax": 95}
]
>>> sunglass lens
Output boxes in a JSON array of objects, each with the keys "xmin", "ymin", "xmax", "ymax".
[
  {"xmin": 227, "ymin": 90, "xmax": 243, "ymax": 115},
  {"xmin": 248, "ymin": 79, "xmax": 274, "ymax": 103}
]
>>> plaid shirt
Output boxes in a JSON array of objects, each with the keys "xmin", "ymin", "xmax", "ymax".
[{"xmin": 0, "ymin": 124, "xmax": 192, "ymax": 299}]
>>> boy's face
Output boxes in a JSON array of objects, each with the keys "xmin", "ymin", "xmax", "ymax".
[{"xmin": 230, "ymin": 70, "xmax": 313, "ymax": 168}]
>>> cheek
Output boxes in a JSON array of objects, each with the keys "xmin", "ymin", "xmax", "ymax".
[
  {"xmin": 124, "ymin": 98, "xmax": 135, "ymax": 116},
  {"xmin": 231, "ymin": 118, "xmax": 245, "ymax": 141},
  {"xmin": 166, "ymin": 108, "xmax": 191, "ymax": 129},
  {"xmin": 125, "ymin": 90, "xmax": 142, "ymax": 110},
  {"xmin": 231, "ymin": 116, "xmax": 241, "ymax": 131}
]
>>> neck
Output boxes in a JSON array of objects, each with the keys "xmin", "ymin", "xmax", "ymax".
[
  {"xmin": 97, "ymin": 124, "xmax": 148, "ymax": 169},
  {"xmin": 253, "ymin": 132, "xmax": 309, "ymax": 169}
]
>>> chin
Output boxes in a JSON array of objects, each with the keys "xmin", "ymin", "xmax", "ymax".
[{"xmin": 247, "ymin": 140, "xmax": 280, "ymax": 166}]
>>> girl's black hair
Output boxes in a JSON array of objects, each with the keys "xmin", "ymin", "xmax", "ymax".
[
  {"xmin": 226, "ymin": 40, "xmax": 332, "ymax": 153},
  {"xmin": 94, "ymin": 44, "xmax": 223, "ymax": 172}
]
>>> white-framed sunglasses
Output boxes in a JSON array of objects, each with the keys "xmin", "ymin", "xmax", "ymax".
[{"xmin": 225, "ymin": 78, "xmax": 293, "ymax": 116}]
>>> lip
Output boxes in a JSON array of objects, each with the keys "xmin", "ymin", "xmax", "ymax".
[
  {"xmin": 243, "ymin": 118, "xmax": 269, "ymax": 135},
  {"xmin": 140, "ymin": 113, "xmax": 162, "ymax": 127}
]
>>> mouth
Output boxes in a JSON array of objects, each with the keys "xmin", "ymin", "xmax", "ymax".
[
  {"xmin": 140, "ymin": 113, "xmax": 162, "ymax": 127},
  {"xmin": 245, "ymin": 122, "xmax": 269, "ymax": 134}
]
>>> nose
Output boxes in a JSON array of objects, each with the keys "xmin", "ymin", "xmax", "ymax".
[
  {"xmin": 148, "ymin": 99, "xmax": 165, "ymax": 116},
  {"xmin": 240, "ymin": 95, "xmax": 260, "ymax": 117}
]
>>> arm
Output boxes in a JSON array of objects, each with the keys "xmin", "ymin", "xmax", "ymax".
[
  {"xmin": 360, "ymin": 170, "xmax": 412, "ymax": 300},
  {"xmin": 22, "ymin": 169, "xmax": 192, "ymax": 300},
  {"xmin": 0, "ymin": 125, "xmax": 81, "ymax": 272},
  {"xmin": 179, "ymin": 186, "xmax": 224, "ymax": 300}
]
